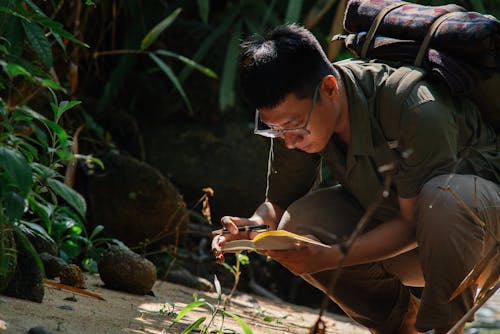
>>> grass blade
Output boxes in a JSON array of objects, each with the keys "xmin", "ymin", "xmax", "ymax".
[
  {"xmin": 149, "ymin": 53, "xmax": 192, "ymax": 114},
  {"xmin": 154, "ymin": 50, "xmax": 217, "ymax": 78},
  {"xmin": 181, "ymin": 317, "xmax": 206, "ymax": 334},
  {"xmin": 197, "ymin": 0, "xmax": 209, "ymax": 24},
  {"xmin": 284, "ymin": 0, "xmax": 303, "ymax": 23},
  {"xmin": 219, "ymin": 22, "xmax": 241, "ymax": 111},
  {"xmin": 171, "ymin": 300, "xmax": 206, "ymax": 325},
  {"xmin": 224, "ymin": 310, "xmax": 253, "ymax": 334},
  {"xmin": 141, "ymin": 8, "xmax": 182, "ymax": 50}
]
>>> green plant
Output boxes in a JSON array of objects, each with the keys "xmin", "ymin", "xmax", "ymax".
[
  {"xmin": 169, "ymin": 275, "xmax": 253, "ymax": 334},
  {"xmin": 221, "ymin": 253, "xmax": 250, "ymax": 299},
  {"xmin": 0, "ymin": 0, "xmax": 107, "ymax": 281}
]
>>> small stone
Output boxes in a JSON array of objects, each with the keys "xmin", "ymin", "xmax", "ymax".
[
  {"xmin": 59, "ymin": 264, "xmax": 87, "ymax": 289},
  {"xmin": 57, "ymin": 305, "xmax": 75, "ymax": 311},
  {"xmin": 64, "ymin": 295, "xmax": 77, "ymax": 302}
]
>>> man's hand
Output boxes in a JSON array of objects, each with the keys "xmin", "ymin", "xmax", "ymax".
[
  {"xmin": 261, "ymin": 240, "xmax": 341, "ymax": 275},
  {"xmin": 211, "ymin": 216, "xmax": 263, "ymax": 263}
]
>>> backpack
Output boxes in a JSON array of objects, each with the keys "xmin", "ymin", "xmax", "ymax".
[{"xmin": 335, "ymin": 0, "xmax": 500, "ymax": 140}]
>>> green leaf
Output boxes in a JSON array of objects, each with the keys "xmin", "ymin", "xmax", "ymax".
[
  {"xmin": 44, "ymin": 118, "xmax": 68, "ymax": 148},
  {"xmin": 181, "ymin": 317, "xmax": 206, "ymax": 334},
  {"xmin": 89, "ymin": 225, "xmax": 104, "ymax": 241},
  {"xmin": 224, "ymin": 310, "xmax": 253, "ymax": 334},
  {"xmin": 18, "ymin": 220, "xmax": 53, "ymax": 245},
  {"xmin": 236, "ymin": 253, "xmax": 250, "ymax": 265},
  {"xmin": 21, "ymin": 20, "xmax": 53, "ymax": 68},
  {"xmin": 171, "ymin": 300, "xmax": 206, "ymax": 325},
  {"xmin": 0, "ymin": 6, "xmax": 30, "ymax": 22},
  {"xmin": 22, "ymin": 0, "xmax": 46, "ymax": 18},
  {"xmin": 284, "ymin": 0, "xmax": 303, "ymax": 23},
  {"xmin": 219, "ymin": 22, "xmax": 242, "ymax": 111},
  {"xmin": 46, "ymin": 178, "xmax": 86, "ymax": 218},
  {"xmin": 149, "ymin": 53, "xmax": 192, "ymax": 114},
  {"xmin": 0, "ymin": 146, "xmax": 32, "ymax": 196},
  {"xmin": 50, "ymin": 100, "xmax": 81, "ymax": 122},
  {"xmin": 140, "ymin": 8, "xmax": 182, "ymax": 51},
  {"xmin": 154, "ymin": 50, "xmax": 217, "ymax": 79},
  {"xmin": 31, "ymin": 162, "xmax": 57, "ymax": 179},
  {"xmin": 34, "ymin": 16, "xmax": 88, "ymax": 48},
  {"xmin": 197, "ymin": 0, "xmax": 209, "ymax": 24},
  {"xmin": 27, "ymin": 196, "xmax": 52, "ymax": 228},
  {"xmin": 5, "ymin": 63, "xmax": 30, "ymax": 78},
  {"xmin": 34, "ymin": 77, "xmax": 65, "ymax": 91},
  {"xmin": 3, "ymin": 191, "xmax": 26, "ymax": 220},
  {"xmin": 23, "ymin": 0, "xmax": 88, "ymax": 48}
]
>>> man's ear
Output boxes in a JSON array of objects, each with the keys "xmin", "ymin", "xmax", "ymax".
[{"xmin": 321, "ymin": 75, "xmax": 339, "ymax": 98}]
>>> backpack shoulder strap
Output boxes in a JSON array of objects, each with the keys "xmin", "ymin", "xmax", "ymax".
[{"xmin": 378, "ymin": 66, "xmax": 426, "ymax": 149}]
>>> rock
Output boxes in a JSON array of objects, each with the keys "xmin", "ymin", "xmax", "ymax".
[
  {"xmin": 98, "ymin": 245, "xmax": 156, "ymax": 295},
  {"xmin": 40, "ymin": 252, "xmax": 67, "ymax": 279},
  {"xmin": 140, "ymin": 120, "xmax": 268, "ymax": 223},
  {"xmin": 164, "ymin": 267, "xmax": 213, "ymax": 292},
  {"xmin": 59, "ymin": 264, "xmax": 86, "ymax": 289},
  {"xmin": 79, "ymin": 152, "xmax": 188, "ymax": 247},
  {"xmin": 26, "ymin": 230, "xmax": 58, "ymax": 256},
  {"xmin": 3, "ymin": 235, "xmax": 44, "ymax": 303},
  {"xmin": 28, "ymin": 326, "xmax": 55, "ymax": 334},
  {"xmin": 0, "ymin": 228, "xmax": 17, "ymax": 293}
]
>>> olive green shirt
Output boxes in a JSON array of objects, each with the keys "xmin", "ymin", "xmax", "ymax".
[{"xmin": 266, "ymin": 60, "xmax": 499, "ymax": 222}]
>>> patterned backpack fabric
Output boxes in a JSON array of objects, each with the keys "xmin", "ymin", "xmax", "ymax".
[{"xmin": 335, "ymin": 0, "xmax": 500, "ymax": 132}]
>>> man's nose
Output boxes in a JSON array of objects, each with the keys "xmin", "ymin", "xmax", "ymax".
[{"xmin": 283, "ymin": 133, "xmax": 302, "ymax": 149}]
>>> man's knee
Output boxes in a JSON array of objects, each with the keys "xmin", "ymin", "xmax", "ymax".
[{"xmin": 416, "ymin": 174, "xmax": 498, "ymax": 239}]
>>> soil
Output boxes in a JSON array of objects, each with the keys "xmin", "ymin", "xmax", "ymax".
[{"xmin": 0, "ymin": 274, "xmax": 369, "ymax": 334}]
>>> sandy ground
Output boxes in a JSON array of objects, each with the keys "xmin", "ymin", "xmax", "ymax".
[{"xmin": 0, "ymin": 274, "xmax": 369, "ymax": 334}]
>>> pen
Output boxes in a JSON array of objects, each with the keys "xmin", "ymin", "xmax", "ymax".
[{"xmin": 214, "ymin": 224, "xmax": 269, "ymax": 235}]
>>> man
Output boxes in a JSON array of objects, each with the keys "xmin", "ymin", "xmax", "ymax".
[{"xmin": 212, "ymin": 24, "xmax": 499, "ymax": 334}]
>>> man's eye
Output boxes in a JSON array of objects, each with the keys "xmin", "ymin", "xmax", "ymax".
[{"xmin": 288, "ymin": 119, "xmax": 303, "ymax": 128}]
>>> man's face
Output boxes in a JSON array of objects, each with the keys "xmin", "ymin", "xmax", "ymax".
[{"xmin": 257, "ymin": 84, "xmax": 338, "ymax": 153}]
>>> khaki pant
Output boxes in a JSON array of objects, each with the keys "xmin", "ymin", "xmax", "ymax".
[{"xmin": 277, "ymin": 174, "xmax": 499, "ymax": 333}]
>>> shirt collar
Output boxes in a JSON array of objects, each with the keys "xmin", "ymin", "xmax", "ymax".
[{"xmin": 335, "ymin": 63, "xmax": 375, "ymax": 156}]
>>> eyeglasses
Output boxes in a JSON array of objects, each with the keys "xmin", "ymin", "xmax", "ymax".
[{"xmin": 253, "ymin": 83, "xmax": 319, "ymax": 138}]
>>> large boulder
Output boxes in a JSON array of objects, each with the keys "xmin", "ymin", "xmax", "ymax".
[
  {"xmin": 141, "ymin": 120, "xmax": 269, "ymax": 222},
  {"xmin": 98, "ymin": 245, "xmax": 156, "ymax": 295},
  {"xmin": 80, "ymin": 152, "xmax": 188, "ymax": 247}
]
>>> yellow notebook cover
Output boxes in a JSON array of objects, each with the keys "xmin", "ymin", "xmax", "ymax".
[{"xmin": 221, "ymin": 230, "xmax": 330, "ymax": 252}]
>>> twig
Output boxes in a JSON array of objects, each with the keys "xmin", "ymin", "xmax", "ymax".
[
  {"xmin": 44, "ymin": 279, "xmax": 105, "ymax": 301},
  {"xmin": 437, "ymin": 186, "xmax": 484, "ymax": 227},
  {"xmin": 93, "ymin": 49, "xmax": 147, "ymax": 58},
  {"xmin": 311, "ymin": 165, "xmax": 394, "ymax": 333},
  {"xmin": 447, "ymin": 282, "xmax": 499, "ymax": 334},
  {"xmin": 438, "ymin": 182, "xmax": 499, "ymax": 333}
]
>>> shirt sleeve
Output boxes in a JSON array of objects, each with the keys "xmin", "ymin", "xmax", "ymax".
[
  {"xmin": 394, "ymin": 82, "xmax": 459, "ymax": 198},
  {"xmin": 266, "ymin": 138, "xmax": 322, "ymax": 209}
]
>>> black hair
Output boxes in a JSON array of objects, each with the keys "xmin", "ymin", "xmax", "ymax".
[{"xmin": 239, "ymin": 23, "xmax": 334, "ymax": 109}]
